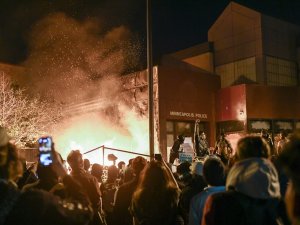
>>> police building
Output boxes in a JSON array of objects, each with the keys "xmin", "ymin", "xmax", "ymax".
[
  {"xmin": 123, "ymin": 2, "xmax": 300, "ymax": 160},
  {"xmin": 2, "ymin": 2, "xmax": 300, "ymax": 161}
]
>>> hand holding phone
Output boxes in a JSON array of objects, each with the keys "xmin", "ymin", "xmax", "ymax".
[
  {"xmin": 38, "ymin": 136, "xmax": 53, "ymax": 166},
  {"xmin": 38, "ymin": 137, "xmax": 67, "ymax": 177}
]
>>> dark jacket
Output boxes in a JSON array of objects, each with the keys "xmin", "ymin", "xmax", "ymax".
[
  {"xmin": 0, "ymin": 176, "xmax": 92, "ymax": 225},
  {"xmin": 169, "ymin": 139, "xmax": 183, "ymax": 163},
  {"xmin": 202, "ymin": 158, "xmax": 290, "ymax": 225},
  {"xmin": 202, "ymin": 190, "xmax": 288, "ymax": 225},
  {"xmin": 130, "ymin": 188, "xmax": 183, "ymax": 225},
  {"xmin": 178, "ymin": 174, "xmax": 206, "ymax": 224},
  {"xmin": 113, "ymin": 177, "xmax": 139, "ymax": 225},
  {"xmin": 71, "ymin": 169, "xmax": 102, "ymax": 211}
]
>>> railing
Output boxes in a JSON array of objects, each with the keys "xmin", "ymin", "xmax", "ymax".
[
  {"xmin": 83, "ymin": 145, "xmax": 150, "ymax": 165},
  {"xmin": 19, "ymin": 145, "xmax": 150, "ymax": 165}
]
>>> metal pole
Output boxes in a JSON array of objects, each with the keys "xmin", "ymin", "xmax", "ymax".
[
  {"xmin": 147, "ymin": 0, "xmax": 154, "ymax": 159},
  {"xmin": 102, "ymin": 146, "xmax": 105, "ymax": 166}
]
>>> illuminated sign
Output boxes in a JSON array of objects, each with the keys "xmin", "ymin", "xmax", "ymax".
[
  {"xmin": 179, "ymin": 152, "xmax": 194, "ymax": 163},
  {"xmin": 170, "ymin": 111, "xmax": 208, "ymax": 119}
]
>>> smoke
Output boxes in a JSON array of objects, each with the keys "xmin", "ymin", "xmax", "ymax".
[
  {"xmin": 23, "ymin": 12, "xmax": 149, "ymax": 159},
  {"xmin": 24, "ymin": 12, "xmax": 140, "ymax": 103}
]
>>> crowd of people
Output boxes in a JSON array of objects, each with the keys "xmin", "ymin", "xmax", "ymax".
[{"xmin": 0, "ymin": 126, "xmax": 300, "ymax": 225}]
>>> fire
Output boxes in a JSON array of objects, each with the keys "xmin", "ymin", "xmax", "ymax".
[{"xmin": 53, "ymin": 108, "xmax": 150, "ymax": 165}]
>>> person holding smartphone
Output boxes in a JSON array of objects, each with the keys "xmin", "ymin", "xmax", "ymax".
[{"xmin": 0, "ymin": 132, "xmax": 93, "ymax": 225}]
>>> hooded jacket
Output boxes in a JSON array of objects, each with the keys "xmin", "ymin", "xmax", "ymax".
[
  {"xmin": 226, "ymin": 157, "xmax": 281, "ymax": 199},
  {"xmin": 202, "ymin": 158, "xmax": 290, "ymax": 225}
]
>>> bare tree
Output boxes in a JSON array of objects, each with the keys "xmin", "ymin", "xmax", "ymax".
[{"xmin": 0, "ymin": 72, "xmax": 61, "ymax": 147}]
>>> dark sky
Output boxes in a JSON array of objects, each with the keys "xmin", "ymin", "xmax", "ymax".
[{"xmin": 1, "ymin": 0, "xmax": 300, "ymax": 66}]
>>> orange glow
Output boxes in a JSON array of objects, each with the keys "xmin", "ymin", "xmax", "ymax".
[
  {"xmin": 53, "ymin": 107, "xmax": 150, "ymax": 165},
  {"xmin": 226, "ymin": 133, "xmax": 245, "ymax": 155}
]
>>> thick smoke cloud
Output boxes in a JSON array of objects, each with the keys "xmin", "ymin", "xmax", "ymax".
[
  {"xmin": 21, "ymin": 12, "xmax": 149, "ymax": 157},
  {"xmin": 24, "ymin": 12, "xmax": 141, "ymax": 105}
]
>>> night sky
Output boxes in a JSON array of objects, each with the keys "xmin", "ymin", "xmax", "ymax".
[{"xmin": 1, "ymin": 0, "xmax": 300, "ymax": 66}]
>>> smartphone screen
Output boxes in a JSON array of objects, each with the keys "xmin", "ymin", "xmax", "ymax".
[{"xmin": 38, "ymin": 137, "xmax": 53, "ymax": 166}]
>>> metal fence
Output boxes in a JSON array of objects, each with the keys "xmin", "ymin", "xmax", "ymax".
[
  {"xmin": 18, "ymin": 145, "xmax": 150, "ymax": 165},
  {"xmin": 83, "ymin": 145, "xmax": 150, "ymax": 165}
]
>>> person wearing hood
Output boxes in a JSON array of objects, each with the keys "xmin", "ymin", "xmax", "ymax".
[{"xmin": 202, "ymin": 136, "xmax": 290, "ymax": 225}]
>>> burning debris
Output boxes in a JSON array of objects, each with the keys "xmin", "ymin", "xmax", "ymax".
[{"xmin": 18, "ymin": 12, "xmax": 149, "ymax": 161}]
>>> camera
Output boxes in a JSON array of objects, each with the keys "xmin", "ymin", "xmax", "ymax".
[{"xmin": 38, "ymin": 136, "xmax": 53, "ymax": 166}]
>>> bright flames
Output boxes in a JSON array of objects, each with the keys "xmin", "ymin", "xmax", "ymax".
[{"xmin": 53, "ymin": 108, "xmax": 150, "ymax": 165}]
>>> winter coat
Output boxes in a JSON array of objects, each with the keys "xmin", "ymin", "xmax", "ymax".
[
  {"xmin": 113, "ymin": 177, "xmax": 139, "ymax": 225},
  {"xmin": 188, "ymin": 186, "xmax": 225, "ymax": 225},
  {"xmin": 178, "ymin": 174, "xmax": 207, "ymax": 224},
  {"xmin": 71, "ymin": 169, "xmax": 102, "ymax": 211},
  {"xmin": 0, "ymin": 177, "xmax": 92, "ymax": 225},
  {"xmin": 130, "ymin": 188, "xmax": 183, "ymax": 225},
  {"xmin": 202, "ymin": 158, "xmax": 290, "ymax": 225}
]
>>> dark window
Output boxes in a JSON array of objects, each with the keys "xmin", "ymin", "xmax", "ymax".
[
  {"xmin": 247, "ymin": 120, "xmax": 272, "ymax": 133},
  {"xmin": 166, "ymin": 121, "xmax": 174, "ymax": 133},
  {"xmin": 166, "ymin": 120, "xmax": 208, "ymax": 147},
  {"xmin": 296, "ymin": 121, "xmax": 300, "ymax": 130},
  {"xmin": 217, "ymin": 120, "xmax": 245, "ymax": 133},
  {"xmin": 273, "ymin": 120, "xmax": 294, "ymax": 133}
]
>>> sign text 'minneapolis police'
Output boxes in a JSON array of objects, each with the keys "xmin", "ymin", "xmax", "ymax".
[{"xmin": 170, "ymin": 111, "xmax": 208, "ymax": 119}]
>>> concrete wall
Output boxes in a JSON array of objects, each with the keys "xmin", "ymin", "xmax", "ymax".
[
  {"xmin": 246, "ymin": 84, "xmax": 300, "ymax": 119},
  {"xmin": 208, "ymin": 2, "xmax": 263, "ymax": 66},
  {"xmin": 157, "ymin": 64, "xmax": 220, "ymax": 158},
  {"xmin": 261, "ymin": 15, "xmax": 300, "ymax": 61},
  {"xmin": 183, "ymin": 52, "xmax": 214, "ymax": 73},
  {"xmin": 215, "ymin": 84, "xmax": 246, "ymax": 121}
]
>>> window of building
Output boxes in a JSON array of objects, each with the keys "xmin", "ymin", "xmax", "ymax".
[
  {"xmin": 248, "ymin": 120, "xmax": 272, "ymax": 133},
  {"xmin": 217, "ymin": 120, "xmax": 245, "ymax": 134},
  {"xmin": 266, "ymin": 56, "xmax": 298, "ymax": 86},
  {"xmin": 216, "ymin": 57, "xmax": 256, "ymax": 88},
  {"xmin": 273, "ymin": 120, "xmax": 294, "ymax": 133},
  {"xmin": 216, "ymin": 63, "xmax": 235, "ymax": 87},
  {"xmin": 176, "ymin": 122, "xmax": 193, "ymax": 136},
  {"xmin": 167, "ymin": 134, "xmax": 175, "ymax": 148},
  {"xmin": 166, "ymin": 120, "xmax": 207, "ymax": 148},
  {"xmin": 166, "ymin": 121, "xmax": 174, "ymax": 133}
]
